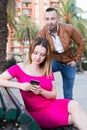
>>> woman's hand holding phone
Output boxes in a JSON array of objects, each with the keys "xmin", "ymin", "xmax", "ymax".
[
  {"xmin": 29, "ymin": 80, "xmax": 41, "ymax": 94},
  {"xmin": 30, "ymin": 80, "xmax": 40, "ymax": 85}
]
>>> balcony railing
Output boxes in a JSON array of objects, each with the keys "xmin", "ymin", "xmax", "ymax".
[
  {"xmin": 22, "ymin": 0, "xmax": 32, "ymax": 3},
  {"xmin": 50, "ymin": 0, "xmax": 59, "ymax": 2}
]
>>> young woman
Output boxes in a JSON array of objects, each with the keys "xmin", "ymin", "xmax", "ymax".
[{"xmin": 0, "ymin": 37, "xmax": 87, "ymax": 130}]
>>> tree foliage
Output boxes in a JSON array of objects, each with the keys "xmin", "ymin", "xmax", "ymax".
[
  {"xmin": 54, "ymin": 0, "xmax": 87, "ymax": 54},
  {"xmin": 14, "ymin": 14, "xmax": 39, "ymax": 43},
  {"xmin": 55, "ymin": 0, "xmax": 84, "ymax": 23},
  {"xmin": 7, "ymin": 0, "xmax": 16, "ymax": 29}
]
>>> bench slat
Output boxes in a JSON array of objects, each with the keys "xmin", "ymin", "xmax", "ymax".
[
  {"xmin": 26, "ymin": 120, "xmax": 41, "ymax": 130},
  {"xmin": 0, "ymin": 95, "xmax": 4, "ymax": 119},
  {"xmin": 6, "ymin": 88, "xmax": 41, "ymax": 130},
  {"xmin": 41, "ymin": 125, "xmax": 78, "ymax": 130},
  {"xmin": 6, "ymin": 88, "xmax": 32, "ymax": 123},
  {"xmin": 0, "ymin": 88, "xmax": 17, "ymax": 120}
]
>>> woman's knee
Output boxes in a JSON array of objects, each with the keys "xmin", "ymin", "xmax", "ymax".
[{"xmin": 68, "ymin": 100, "xmax": 80, "ymax": 113}]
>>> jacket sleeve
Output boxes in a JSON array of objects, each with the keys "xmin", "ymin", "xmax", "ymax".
[
  {"xmin": 37, "ymin": 27, "xmax": 46, "ymax": 38},
  {"xmin": 71, "ymin": 26, "xmax": 85, "ymax": 61}
]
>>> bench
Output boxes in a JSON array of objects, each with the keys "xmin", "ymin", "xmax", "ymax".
[
  {"xmin": 0, "ymin": 87, "xmax": 78, "ymax": 130},
  {"xmin": 0, "ymin": 87, "xmax": 41, "ymax": 130}
]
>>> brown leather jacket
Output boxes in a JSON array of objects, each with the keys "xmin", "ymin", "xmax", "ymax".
[{"xmin": 37, "ymin": 23, "xmax": 85, "ymax": 64}]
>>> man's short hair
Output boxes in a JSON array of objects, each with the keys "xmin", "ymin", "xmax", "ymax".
[{"xmin": 45, "ymin": 7, "xmax": 57, "ymax": 13}]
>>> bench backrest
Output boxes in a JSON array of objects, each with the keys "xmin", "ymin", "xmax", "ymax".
[{"xmin": 0, "ymin": 87, "xmax": 41, "ymax": 130}]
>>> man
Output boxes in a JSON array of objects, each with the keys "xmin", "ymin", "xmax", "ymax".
[{"xmin": 37, "ymin": 7, "xmax": 85, "ymax": 99}]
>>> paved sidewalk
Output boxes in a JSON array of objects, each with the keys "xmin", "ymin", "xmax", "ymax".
[{"xmin": 54, "ymin": 71, "xmax": 87, "ymax": 112}]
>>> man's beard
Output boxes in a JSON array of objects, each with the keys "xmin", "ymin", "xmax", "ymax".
[{"xmin": 49, "ymin": 24, "xmax": 57, "ymax": 33}]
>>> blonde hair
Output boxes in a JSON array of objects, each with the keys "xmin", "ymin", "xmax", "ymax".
[{"xmin": 27, "ymin": 37, "xmax": 52, "ymax": 77}]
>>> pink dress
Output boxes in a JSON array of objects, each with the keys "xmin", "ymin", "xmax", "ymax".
[{"xmin": 7, "ymin": 64, "xmax": 70, "ymax": 128}]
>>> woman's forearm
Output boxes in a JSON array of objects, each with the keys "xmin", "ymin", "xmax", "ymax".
[
  {"xmin": 0, "ymin": 78, "xmax": 21, "ymax": 89},
  {"xmin": 40, "ymin": 88, "xmax": 57, "ymax": 99}
]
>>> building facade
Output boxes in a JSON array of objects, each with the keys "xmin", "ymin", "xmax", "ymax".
[{"xmin": 7, "ymin": 0, "xmax": 59, "ymax": 61}]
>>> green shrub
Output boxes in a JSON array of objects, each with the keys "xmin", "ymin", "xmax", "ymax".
[
  {"xmin": 6, "ymin": 57, "xmax": 16, "ymax": 69},
  {"xmin": 82, "ymin": 61, "xmax": 87, "ymax": 70}
]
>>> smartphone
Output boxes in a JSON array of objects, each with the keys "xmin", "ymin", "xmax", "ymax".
[{"xmin": 30, "ymin": 80, "xmax": 40, "ymax": 85}]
